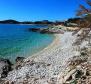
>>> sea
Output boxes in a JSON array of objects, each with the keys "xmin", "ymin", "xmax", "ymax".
[{"xmin": 0, "ymin": 24, "xmax": 54, "ymax": 62}]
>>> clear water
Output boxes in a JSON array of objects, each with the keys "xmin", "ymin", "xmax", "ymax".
[{"xmin": 0, "ymin": 24, "xmax": 54, "ymax": 62}]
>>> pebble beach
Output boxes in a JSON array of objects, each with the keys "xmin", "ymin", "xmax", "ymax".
[{"xmin": 4, "ymin": 30, "xmax": 82, "ymax": 84}]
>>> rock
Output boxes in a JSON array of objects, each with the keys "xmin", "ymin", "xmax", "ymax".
[
  {"xmin": 40, "ymin": 29, "xmax": 64, "ymax": 34},
  {"xmin": 29, "ymin": 60, "xmax": 35, "ymax": 66},
  {"xmin": 15, "ymin": 57, "xmax": 25, "ymax": 70},
  {"xmin": 58, "ymin": 69, "xmax": 76, "ymax": 84},
  {"xmin": 27, "ymin": 28, "xmax": 41, "ymax": 32},
  {"xmin": 75, "ymin": 70, "xmax": 83, "ymax": 78},
  {"xmin": 66, "ymin": 75, "xmax": 72, "ymax": 81},
  {"xmin": 68, "ymin": 56, "xmax": 87, "ymax": 69},
  {"xmin": 40, "ymin": 29, "xmax": 49, "ymax": 34},
  {"xmin": 4, "ymin": 81, "xmax": 9, "ymax": 84},
  {"xmin": 47, "ymin": 64, "xmax": 51, "ymax": 66},
  {"xmin": 3, "ymin": 80, "xmax": 15, "ymax": 84},
  {"xmin": 0, "ymin": 58, "xmax": 12, "ymax": 78},
  {"xmin": 15, "ymin": 57, "xmax": 25, "ymax": 63},
  {"xmin": 81, "ymin": 51, "xmax": 87, "ymax": 56},
  {"xmin": 27, "ymin": 28, "xmax": 64, "ymax": 34},
  {"xmin": 0, "ymin": 79, "xmax": 6, "ymax": 84},
  {"xmin": 64, "ymin": 69, "xmax": 76, "ymax": 82},
  {"xmin": 48, "ymin": 77, "xmax": 57, "ymax": 84},
  {"xmin": 86, "ymin": 70, "xmax": 90, "ymax": 76}
]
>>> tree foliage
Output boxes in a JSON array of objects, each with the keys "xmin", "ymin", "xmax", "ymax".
[
  {"xmin": 76, "ymin": 0, "xmax": 91, "ymax": 28},
  {"xmin": 76, "ymin": 0, "xmax": 91, "ymax": 16}
]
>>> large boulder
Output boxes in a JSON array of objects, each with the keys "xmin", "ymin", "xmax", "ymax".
[{"xmin": 0, "ymin": 58, "xmax": 12, "ymax": 78}]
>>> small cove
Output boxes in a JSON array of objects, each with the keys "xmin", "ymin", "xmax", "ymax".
[{"xmin": 0, "ymin": 24, "xmax": 54, "ymax": 62}]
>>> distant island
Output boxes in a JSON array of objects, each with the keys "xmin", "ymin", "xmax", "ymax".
[
  {"xmin": 0, "ymin": 18, "xmax": 82, "ymax": 27},
  {"xmin": 0, "ymin": 19, "xmax": 65, "ymax": 25},
  {"xmin": 0, "ymin": 19, "xmax": 54, "ymax": 24}
]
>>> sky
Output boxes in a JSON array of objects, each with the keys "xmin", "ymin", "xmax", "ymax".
[{"xmin": 0, "ymin": 0, "xmax": 84, "ymax": 21}]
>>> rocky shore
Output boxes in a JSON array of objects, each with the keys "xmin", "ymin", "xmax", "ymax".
[
  {"xmin": 0, "ymin": 26, "xmax": 91, "ymax": 84},
  {"xmin": 27, "ymin": 26, "xmax": 64, "ymax": 34}
]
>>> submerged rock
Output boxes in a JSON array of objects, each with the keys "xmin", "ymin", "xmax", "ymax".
[
  {"xmin": 27, "ymin": 28, "xmax": 41, "ymax": 32},
  {"xmin": 0, "ymin": 58, "xmax": 12, "ymax": 78}
]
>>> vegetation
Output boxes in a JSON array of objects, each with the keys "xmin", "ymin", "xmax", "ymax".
[
  {"xmin": 66, "ymin": 0, "xmax": 91, "ymax": 28},
  {"xmin": 76, "ymin": 0, "xmax": 91, "ymax": 28},
  {"xmin": 0, "ymin": 19, "xmax": 20, "ymax": 24}
]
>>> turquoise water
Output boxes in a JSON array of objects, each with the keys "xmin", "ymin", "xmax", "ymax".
[{"xmin": 0, "ymin": 24, "xmax": 54, "ymax": 62}]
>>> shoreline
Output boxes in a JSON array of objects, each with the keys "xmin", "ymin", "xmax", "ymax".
[
  {"xmin": 24, "ymin": 34, "xmax": 59, "ymax": 62},
  {"xmin": 6, "ymin": 31, "xmax": 82, "ymax": 84}
]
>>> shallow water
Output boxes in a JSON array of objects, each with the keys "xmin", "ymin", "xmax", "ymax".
[{"xmin": 0, "ymin": 24, "xmax": 54, "ymax": 62}]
